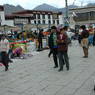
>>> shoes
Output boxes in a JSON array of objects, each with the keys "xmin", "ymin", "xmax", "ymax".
[
  {"xmin": 94, "ymin": 85, "xmax": 95, "ymax": 91},
  {"xmin": 5, "ymin": 67, "xmax": 8, "ymax": 71},
  {"xmin": 48, "ymin": 54, "xmax": 50, "ymax": 58},
  {"xmin": 67, "ymin": 68, "xmax": 69, "ymax": 71},
  {"xmin": 58, "ymin": 68, "xmax": 63, "ymax": 72},
  {"xmin": 53, "ymin": 66, "xmax": 58, "ymax": 68},
  {"xmin": 83, "ymin": 56, "xmax": 88, "ymax": 58},
  {"xmin": 9, "ymin": 59, "xmax": 13, "ymax": 63}
]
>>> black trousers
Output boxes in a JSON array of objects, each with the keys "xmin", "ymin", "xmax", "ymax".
[
  {"xmin": 48, "ymin": 49, "xmax": 53, "ymax": 57},
  {"xmin": 93, "ymin": 36, "xmax": 95, "ymax": 46},
  {"xmin": 58, "ymin": 51, "xmax": 69, "ymax": 70},
  {"xmin": 1, "ymin": 51, "xmax": 9, "ymax": 70},
  {"xmin": 52, "ymin": 49, "xmax": 58, "ymax": 67},
  {"xmin": 38, "ymin": 39, "xmax": 43, "ymax": 50}
]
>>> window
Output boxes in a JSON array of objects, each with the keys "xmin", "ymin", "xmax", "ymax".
[
  {"xmin": 57, "ymin": 20, "xmax": 59, "ymax": 25},
  {"xmin": 0, "ymin": 16, "xmax": 1, "ymax": 26},
  {"xmin": 53, "ymin": 20, "xmax": 55, "ymax": 24},
  {"xmin": 33, "ymin": 14, "xmax": 36, "ymax": 19},
  {"xmin": 48, "ymin": 20, "xmax": 51, "ymax": 24},
  {"xmin": 52, "ymin": 14, "xmax": 57, "ymax": 19},
  {"xmin": 48, "ymin": 14, "xmax": 51, "ymax": 19},
  {"xmin": 38, "ymin": 20, "xmax": 41, "ymax": 24},
  {"xmin": 73, "ymin": 11, "xmax": 95, "ymax": 21},
  {"xmin": 34, "ymin": 20, "xmax": 36, "ymax": 24},
  {"xmin": 57, "ymin": 15, "xmax": 59, "ymax": 19},
  {"xmin": 42, "ymin": 14, "xmax": 45, "ymax": 19},
  {"xmin": 37, "ymin": 14, "xmax": 40, "ymax": 19},
  {"xmin": 43, "ymin": 20, "xmax": 45, "ymax": 24}
]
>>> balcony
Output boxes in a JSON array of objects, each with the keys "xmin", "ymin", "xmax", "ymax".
[{"xmin": 73, "ymin": 11, "xmax": 95, "ymax": 21}]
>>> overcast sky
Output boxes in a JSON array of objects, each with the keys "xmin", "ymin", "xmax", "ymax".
[{"xmin": 0, "ymin": 0, "xmax": 95, "ymax": 9}]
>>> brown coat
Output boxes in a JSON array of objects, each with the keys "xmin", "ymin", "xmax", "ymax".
[{"xmin": 57, "ymin": 33, "xmax": 68, "ymax": 52}]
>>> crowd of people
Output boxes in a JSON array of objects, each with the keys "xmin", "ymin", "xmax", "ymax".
[
  {"xmin": 48, "ymin": 26, "xmax": 70, "ymax": 72},
  {"xmin": 48, "ymin": 25, "xmax": 95, "ymax": 72},
  {"xmin": 0, "ymin": 24, "xmax": 95, "ymax": 72}
]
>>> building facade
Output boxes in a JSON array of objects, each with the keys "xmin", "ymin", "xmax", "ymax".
[
  {"xmin": 1, "ymin": 6, "xmax": 64, "ymax": 31},
  {"xmin": 10, "ymin": 10, "xmax": 63, "ymax": 31},
  {"xmin": 0, "ymin": 5, "xmax": 5, "ymax": 26},
  {"xmin": 69, "ymin": 7, "xmax": 95, "ymax": 28}
]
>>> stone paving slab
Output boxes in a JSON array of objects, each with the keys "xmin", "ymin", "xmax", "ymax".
[{"xmin": 0, "ymin": 41, "xmax": 95, "ymax": 95}]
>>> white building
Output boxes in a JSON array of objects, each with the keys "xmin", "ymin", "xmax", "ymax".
[
  {"xmin": 11, "ymin": 10, "xmax": 64, "ymax": 31},
  {"xmin": 69, "ymin": 6, "xmax": 95, "ymax": 29},
  {"xmin": 0, "ymin": 5, "xmax": 14, "ymax": 27},
  {"xmin": 1, "ymin": 6, "xmax": 64, "ymax": 31},
  {"xmin": 0, "ymin": 5, "xmax": 5, "ymax": 26}
]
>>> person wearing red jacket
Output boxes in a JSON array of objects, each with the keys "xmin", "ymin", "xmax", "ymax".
[{"xmin": 57, "ymin": 26, "xmax": 69, "ymax": 71}]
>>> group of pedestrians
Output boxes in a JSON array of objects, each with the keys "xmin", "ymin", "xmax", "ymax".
[
  {"xmin": 48, "ymin": 25, "xmax": 95, "ymax": 72},
  {"xmin": 48, "ymin": 26, "xmax": 69, "ymax": 72},
  {"xmin": 78, "ymin": 25, "xmax": 95, "ymax": 47},
  {"xmin": 0, "ymin": 25, "xmax": 93, "ymax": 72},
  {"xmin": 79, "ymin": 25, "xmax": 95, "ymax": 58}
]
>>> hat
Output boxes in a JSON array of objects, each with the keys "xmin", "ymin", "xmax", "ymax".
[
  {"xmin": 80, "ymin": 25, "xmax": 86, "ymax": 30},
  {"xmin": 51, "ymin": 26, "xmax": 57, "ymax": 29}
]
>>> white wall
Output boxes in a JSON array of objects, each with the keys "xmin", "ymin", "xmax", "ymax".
[
  {"xmin": 45, "ymin": 15, "xmax": 48, "ymax": 24},
  {"xmin": 31, "ymin": 20, "xmax": 34, "ymax": 24},
  {"xmin": 0, "ymin": 11, "xmax": 5, "ymax": 25},
  {"xmin": 59, "ymin": 15, "xmax": 64, "ymax": 25},
  {"xmin": 51, "ymin": 15, "xmax": 53, "ymax": 24},
  {"xmin": 4, "ymin": 20, "xmax": 14, "ymax": 26},
  {"xmin": 40, "ymin": 14, "xmax": 43, "ymax": 24}
]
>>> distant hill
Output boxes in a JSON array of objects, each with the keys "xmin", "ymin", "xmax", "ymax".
[
  {"xmin": 4, "ymin": 4, "xmax": 25, "ymax": 15},
  {"xmin": 86, "ymin": 3, "xmax": 95, "ymax": 7},
  {"xmin": 33, "ymin": 3, "xmax": 58, "ymax": 12},
  {"xmin": 3, "ymin": 3, "xmax": 95, "ymax": 15},
  {"xmin": 33, "ymin": 3, "xmax": 78, "ymax": 13},
  {"xmin": 58, "ymin": 5, "xmax": 78, "ymax": 13}
]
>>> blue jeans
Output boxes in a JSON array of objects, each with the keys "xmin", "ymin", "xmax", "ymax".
[{"xmin": 88, "ymin": 35, "xmax": 94, "ymax": 45}]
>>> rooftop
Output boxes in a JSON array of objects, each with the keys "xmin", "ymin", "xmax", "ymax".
[{"xmin": 12, "ymin": 10, "xmax": 62, "ymax": 15}]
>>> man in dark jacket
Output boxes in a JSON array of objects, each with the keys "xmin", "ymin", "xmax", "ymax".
[
  {"xmin": 49, "ymin": 26, "xmax": 58, "ymax": 68},
  {"xmin": 48, "ymin": 30, "xmax": 53, "ymax": 57},
  {"xmin": 57, "ymin": 26, "xmax": 69, "ymax": 71},
  {"xmin": 38, "ymin": 29, "xmax": 44, "ymax": 51},
  {"xmin": 93, "ymin": 31, "xmax": 95, "ymax": 46}
]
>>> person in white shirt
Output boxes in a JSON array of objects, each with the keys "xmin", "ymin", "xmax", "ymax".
[{"xmin": 0, "ymin": 35, "xmax": 10, "ymax": 71}]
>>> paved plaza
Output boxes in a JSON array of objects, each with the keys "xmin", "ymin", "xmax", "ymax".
[{"xmin": 0, "ymin": 41, "xmax": 95, "ymax": 95}]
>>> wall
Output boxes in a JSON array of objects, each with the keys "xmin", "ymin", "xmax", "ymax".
[
  {"xmin": 4, "ymin": 20, "xmax": 14, "ymax": 26},
  {"xmin": 59, "ymin": 15, "xmax": 64, "ymax": 25},
  {"xmin": 0, "ymin": 11, "xmax": 5, "ymax": 25},
  {"xmin": 69, "ymin": 7, "xmax": 95, "ymax": 28}
]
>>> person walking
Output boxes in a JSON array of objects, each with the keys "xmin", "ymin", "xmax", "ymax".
[
  {"xmin": 88, "ymin": 26, "xmax": 94, "ymax": 46},
  {"xmin": 0, "ymin": 35, "xmax": 10, "ymax": 71},
  {"xmin": 93, "ymin": 30, "xmax": 95, "ymax": 46},
  {"xmin": 57, "ymin": 26, "xmax": 69, "ymax": 71},
  {"xmin": 38, "ymin": 29, "xmax": 44, "ymax": 51},
  {"xmin": 80, "ymin": 25, "xmax": 89, "ymax": 58},
  {"xmin": 49, "ymin": 26, "xmax": 58, "ymax": 68},
  {"xmin": 48, "ymin": 29, "xmax": 53, "ymax": 57}
]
